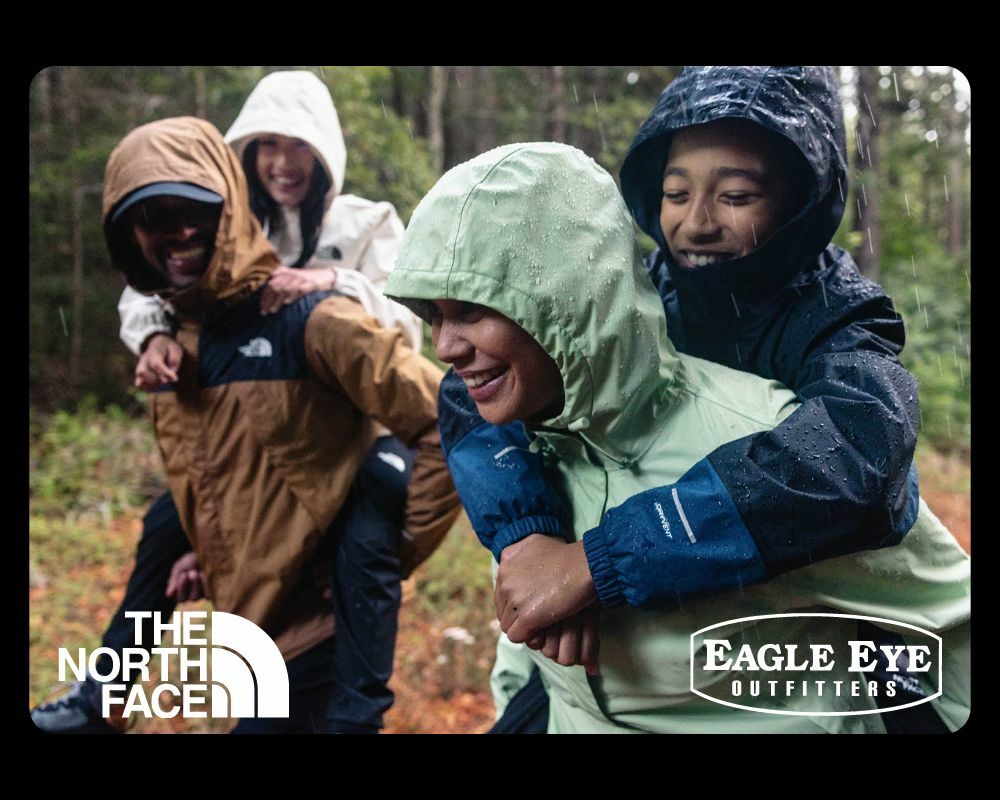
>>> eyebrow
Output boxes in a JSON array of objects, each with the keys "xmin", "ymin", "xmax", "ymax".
[{"xmin": 664, "ymin": 166, "xmax": 767, "ymax": 183}]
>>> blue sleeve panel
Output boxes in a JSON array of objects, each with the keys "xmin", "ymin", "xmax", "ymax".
[
  {"xmin": 583, "ymin": 458, "xmax": 766, "ymax": 609},
  {"xmin": 438, "ymin": 369, "xmax": 568, "ymax": 560}
]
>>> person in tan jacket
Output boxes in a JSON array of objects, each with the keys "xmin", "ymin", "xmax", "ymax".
[{"xmin": 60, "ymin": 116, "xmax": 457, "ymax": 733}]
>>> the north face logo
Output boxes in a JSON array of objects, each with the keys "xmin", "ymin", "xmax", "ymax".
[{"xmin": 239, "ymin": 337, "xmax": 273, "ymax": 358}]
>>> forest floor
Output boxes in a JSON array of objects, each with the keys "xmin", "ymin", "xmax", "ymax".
[{"xmin": 28, "ymin": 409, "xmax": 970, "ymax": 734}]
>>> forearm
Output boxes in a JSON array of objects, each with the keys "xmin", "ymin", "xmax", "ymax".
[
  {"xmin": 118, "ymin": 285, "xmax": 173, "ymax": 355},
  {"xmin": 439, "ymin": 369, "xmax": 568, "ymax": 559}
]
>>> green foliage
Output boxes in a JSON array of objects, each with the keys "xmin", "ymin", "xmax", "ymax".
[
  {"xmin": 882, "ymin": 248, "xmax": 971, "ymax": 450},
  {"xmin": 29, "ymin": 399, "xmax": 163, "ymax": 519}
]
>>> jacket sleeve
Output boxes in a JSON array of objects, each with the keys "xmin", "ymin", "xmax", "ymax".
[
  {"xmin": 439, "ymin": 369, "xmax": 569, "ymax": 560},
  {"xmin": 326, "ymin": 267, "xmax": 425, "ymax": 353},
  {"xmin": 304, "ymin": 296, "xmax": 460, "ymax": 574},
  {"xmin": 353, "ymin": 201, "xmax": 406, "ymax": 291},
  {"xmin": 117, "ymin": 285, "xmax": 174, "ymax": 355},
  {"xmin": 583, "ymin": 278, "xmax": 920, "ymax": 610}
]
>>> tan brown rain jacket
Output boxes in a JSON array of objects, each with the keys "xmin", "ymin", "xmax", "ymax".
[{"xmin": 103, "ymin": 117, "xmax": 458, "ymax": 658}]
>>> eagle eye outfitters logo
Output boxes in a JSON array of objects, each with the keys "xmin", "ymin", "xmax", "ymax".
[
  {"xmin": 57, "ymin": 611, "xmax": 289, "ymax": 720},
  {"xmin": 689, "ymin": 613, "xmax": 943, "ymax": 716}
]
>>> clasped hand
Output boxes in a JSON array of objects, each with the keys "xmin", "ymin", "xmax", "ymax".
[{"xmin": 495, "ymin": 534, "xmax": 600, "ymax": 675}]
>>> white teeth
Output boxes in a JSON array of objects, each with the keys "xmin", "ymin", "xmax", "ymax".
[
  {"xmin": 169, "ymin": 246, "xmax": 205, "ymax": 261},
  {"xmin": 686, "ymin": 253, "xmax": 725, "ymax": 267},
  {"xmin": 463, "ymin": 369, "xmax": 504, "ymax": 388},
  {"xmin": 274, "ymin": 177, "xmax": 299, "ymax": 186}
]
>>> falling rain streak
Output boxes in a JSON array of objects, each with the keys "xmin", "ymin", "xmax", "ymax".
[
  {"xmin": 866, "ymin": 145, "xmax": 872, "ymax": 168},
  {"xmin": 58, "ymin": 307, "xmax": 68, "ymax": 337},
  {"xmin": 863, "ymin": 92, "xmax": 877, "ymax": 127},
  {"xmin": 943, "ymin": 175, "xmax": 949, "ymax": 203},
  {"xmin": 861, "ymin": 184, "xmax": 868, "ymax": 207},
  {"xmin": 867, "ymin": 227, "xmax": 874, "ymax": 254},
  {"xmin": 406, "ymin": 120, "xmax": 413, "ymax": 140},
  {"xmin": 730, "ymin": 293, "xmax": 741, "ymax": 319},
  {"xmin": 855, "ymin": 129, "xmax": 863, "ymax": 157},
  {"xmin": 572, "ymin": 84, "xmax": 579, "ymax": 104},
  {"xmin": 703, "ymin": 204, "xmax": 712, "ymax": 226},
  {"xmin": 893, "ymin": 72, "xmax": 900, "ymax": 102},
  {"xmin": 904, "ymin": 192, "xmax": 911, "ymax": 217},
  {"xmin": 965, "ymin": 270, "xmax": 971, "ymax": 288},
  {"xmin": 750, "ymin": 223, "xmax": 757, "ymax": 246},
  {"xmin": 911, "ymin": 255, "xmax": 917, "ymax": 277},
  {"xmin": 937, "ymin": 353, "xmax": 944, "ymax": 377},
  {"xmin": 592, "ymin": 94, "xmax": 607, "ymax": 152},
  {"xmin": 820, "ymin": 281, "xmax": 828, "ymax": 308},
  {"xmin": 837, "ymin": 177, "xmax": 844, "ymax": 203},
  {"xmin": 923, "ymin": 307, "xmax": 930, "ymax": 329},
  {"xmin": 380, "ymin": 99, "xmax": 387, "ymax": 118}
]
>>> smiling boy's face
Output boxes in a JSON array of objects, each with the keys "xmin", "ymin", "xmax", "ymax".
[{"xmin": 659, "ymin": 118, "xmax": 802, "ymax": 269}]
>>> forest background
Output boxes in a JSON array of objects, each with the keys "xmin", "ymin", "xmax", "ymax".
[{"xmin": 28, "ymin": 66, "xmax": 971, "ymax": 733}]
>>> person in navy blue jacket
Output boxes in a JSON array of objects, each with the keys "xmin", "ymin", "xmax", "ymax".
[{"xmin": 439, "ymin": 67, "xmax": 921, "ymax": 727}]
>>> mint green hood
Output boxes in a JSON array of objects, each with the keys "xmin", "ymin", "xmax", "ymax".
[{"xmin": 386, "ymin": 142, "xmax": 682, "ymax": 465}]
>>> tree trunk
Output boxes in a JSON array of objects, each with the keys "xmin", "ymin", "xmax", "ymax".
[
  {"xmin": 194, "ymin": 67, "xmax": 208, "ymax": 118},
  {"xmin": 427, "ymin": 66, "xmax": 447, "ymax": 174},
  {"xmin": 853, "ymin": 66, "xmax": 881, "ymax": 280},
  {"xmin": 473, "ymin": 66, "xmax": 497, "ymax": 153},
  {"xmin": 547, "ymin": 66, "xmax": 567, "ymax": 143},
  {"xmin": 65, "ymin": 67, "xmax": 84, "ymax": 386},
  {"xmin": 945, "ymin": 73, "xmax": 965, "ymax": 256}
]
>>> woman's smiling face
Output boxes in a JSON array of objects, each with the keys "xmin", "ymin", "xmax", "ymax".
[
  {"xmin": 430, "ymin": 300, "xmax": 565, "ymax": 426},
  {"xmin": 255, "ymin": 134, "xmax": 317, "ymax": 208}
]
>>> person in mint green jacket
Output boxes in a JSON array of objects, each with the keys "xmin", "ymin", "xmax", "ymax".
[{"xmin": 386, "ymin": 142, "xmax": 970, "ymax": 733}]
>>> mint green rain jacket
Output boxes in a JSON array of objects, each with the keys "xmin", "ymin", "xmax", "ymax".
[{"xmin": 386, "ymin": 142, "xmax": 970, "ymax": 734}]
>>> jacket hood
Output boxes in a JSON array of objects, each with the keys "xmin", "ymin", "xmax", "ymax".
[
  {"xmin": 620, "ymin": 66, "xmax": 847, "ymax": 302},
  {"xmin": 225, "ymin": 70, "xmax": 347, "ymax": 214},
  {"xmin": 103, "ymin": 116, "xmax": 279, "ymax": 314},
  {"xmin": 386, "ymin": 142, "xmax": 683, "ymax": 466}
]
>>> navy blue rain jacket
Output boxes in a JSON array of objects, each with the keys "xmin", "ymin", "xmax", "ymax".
[{"xmin": 440, "ymin": 66, "xmax": 919, "ymax": 607}]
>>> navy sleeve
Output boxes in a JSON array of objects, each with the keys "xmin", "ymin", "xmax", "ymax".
[
  {"xmin": 708, "ymin": 281, "xmax": 920, "ymax": 576},
  {"xmin": 439, "ymin": 369, "xmax": 569, "ymax": 560},
  {"xmin": 584, "ymin": 258, "xmax": 920, "ymax": 609}
]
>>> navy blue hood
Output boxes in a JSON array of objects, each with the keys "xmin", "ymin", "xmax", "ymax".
[{"xmin": 620, "ymin": 66, "xmax": 848, "ymax": 301}]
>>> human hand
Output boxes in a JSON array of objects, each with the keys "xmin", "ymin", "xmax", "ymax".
[
  {"xmin": 165, "ymin": 551, "xmax": 207, "ymax": 602},
  {"xmin": 495, "ymin": 534, "xmax": 597, "ymax": 646},
  {"xmin": 135, "ymin": 334, "xmax": 183, "ymax": 390},
  {"xmin": 260, "ymin": 266, "xmax": 337, "ymax": 315},
  {"xmin": 527, "ymin": 605, "xmax": 601, "ymax": 675}
]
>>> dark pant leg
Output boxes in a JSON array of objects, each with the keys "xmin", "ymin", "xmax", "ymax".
[
  {"xmin": 488, "ymin": 668, "xmax": 549, "ymax": 734},
  {"xmin": 86, "ymin": 491, "xmax": 190, "ymax": 709},
  {"xmin": 326, "ymin": 436, "xmax": 413, "ymax": 733},
  {"xmin": 231, "ymin": 637, "xmax": 338, "ymax": 734}
]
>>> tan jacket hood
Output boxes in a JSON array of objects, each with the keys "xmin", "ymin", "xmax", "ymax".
[
  {"xmin": 225, "ymin": 71, "xmax": 347, "ymax": 214},
  {"xmin": 103, "ymin": 116, "xmax": 279, "ymax": 315}
]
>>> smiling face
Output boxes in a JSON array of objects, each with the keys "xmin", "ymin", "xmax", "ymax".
[
  {"xmin": 659, "ymin": 118, "xmax": 801, "ymax": 269},
  {"xmin": 130, "ymin": 196, "xmax": 221, "ymax": 288},
  {"xmin": 431, "ymin": 300, "xmax": 565, "ymax": 425},
  {"xmin": 255, "ymin": 134, "xmax": 317, "ymax": 208}
]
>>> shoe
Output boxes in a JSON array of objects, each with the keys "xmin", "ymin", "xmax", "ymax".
[{"xmin": 30, "ymin": 681, "xmax": 121, "ymax": 734}]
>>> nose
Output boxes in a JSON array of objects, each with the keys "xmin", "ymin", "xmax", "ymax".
[
  {"xmin": 164, "ymin": 223, "xmax": 200, "ymax": 241},
  {"xmin": 433, "ymin": 319, "xmax": 473, "ymax": 365},
  {"xmin": 679, "ymin": 197, "xmax": 721, "ymax": 241}
]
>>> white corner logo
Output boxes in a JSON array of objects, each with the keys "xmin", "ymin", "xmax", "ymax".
[
  {"xmin": 57, "ymin": 611, "xmax": 289, "ymax": 720},
  {"xmin": 239, "ymin": 337, "xmax": 273, "ymax": 358}
]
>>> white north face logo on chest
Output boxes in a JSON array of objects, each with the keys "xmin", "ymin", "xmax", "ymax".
[{"xmin": 239, "ymin": 337, "xmax": 273, "ymax": 358}]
